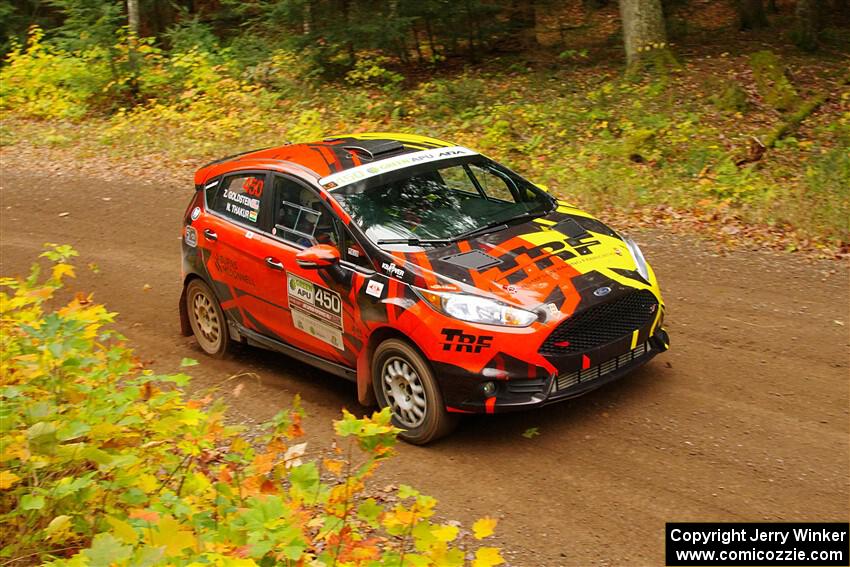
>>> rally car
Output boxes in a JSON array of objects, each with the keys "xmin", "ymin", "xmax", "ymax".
[{"xmin": 180, "ymin": 133, "xmax": 669, "ymax": 443}]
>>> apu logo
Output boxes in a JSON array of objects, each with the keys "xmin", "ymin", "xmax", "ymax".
[
  {"xmin": 440, "ymin": 329, "xmax": 493, "ymax": 353},
  {"xmin": 381, "ymin": 262, "xmax": 405, "ymax": 279},
  {"xmin": 593, "ymin": 286, "xmax": 612, "ymax": 297}
]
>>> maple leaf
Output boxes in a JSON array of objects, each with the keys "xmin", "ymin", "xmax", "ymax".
[
  {"xmin": 51, "ymin": 263, "xmax": 75, "ymax": 281},
  {"xmin": 473, "ymin": 547, "xmax": 505, "ymax": 567},
  {"xmin": 0, "ymin": 470, "xmax": 22, "ymax": 490},
  {"xmin": 472, "ymin": 516, "xmax": 498, "ymax": 540}
]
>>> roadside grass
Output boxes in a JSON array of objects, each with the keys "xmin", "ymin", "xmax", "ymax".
[{"xmin": 1, "ymin": 36, "xmax": 847, "ymax": 257}]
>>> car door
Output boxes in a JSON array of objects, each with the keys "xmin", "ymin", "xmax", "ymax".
[
  {"xmin": 259, "ymin": 174, "xmax": 372, "ymax": 369},
  {"xmin": 198, "ymin": 171, "xmax": 281, "ymax": 332}
]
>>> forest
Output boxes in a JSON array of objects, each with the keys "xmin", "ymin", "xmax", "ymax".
[
  {"xmin": 1, "ymin": 0, "xmax": 848, "ymax": 252},
  {"xmin": 0, "ymin": 2, "xmax": 848, "ymax": 565}
]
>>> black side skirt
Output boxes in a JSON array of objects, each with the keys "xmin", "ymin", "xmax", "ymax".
[{"xmin": 237, "ymin": 326, "xmax": 357, "ymax": 382}]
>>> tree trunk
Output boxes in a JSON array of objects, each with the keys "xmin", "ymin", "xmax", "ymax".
[
  {"xmin": 794, "ymin": 0, "xmax": 821, "ymax": 51},
  {"xmin": 127, "ymin": 0, "xmax": 140, "ymax": 35},
  {"xmin": 737, "ymin": 0, "xmax": 768, "ymax": 30},
  {"xmin": 618, "ymin": 0, "xmax": 675, "ymax": 74}
]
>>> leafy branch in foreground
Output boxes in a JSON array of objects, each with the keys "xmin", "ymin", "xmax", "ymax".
[{"xmin": 0, "ymin": 244, "xmax": 504, "ymax": 566}]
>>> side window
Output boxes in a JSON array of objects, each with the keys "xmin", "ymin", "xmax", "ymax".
[
  {"xmin": 208, "ymin": 173, "xmax": 266, "ymax": 226},
  {"xmin": 271, "ymin": 176, "xmax": 339, "ymax": 248},
  {"xmin": 438, "ymin": 165, "xmax": 480, "ymax": 195},
  {"xmin": 469, "ymin": 164, "xmax": 517, "ymax": 202}
]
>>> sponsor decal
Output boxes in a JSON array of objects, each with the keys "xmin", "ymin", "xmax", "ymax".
[
  {"xmin": 365, "ymin": 280, "xmax": 384, "ymax": 298},
  {"xmin": 287, "ymin": 274, "xmax": 344, "ymax": 349},
  {"xmin": 429, "ymin": 283, "xmax": 460, "ymax": 292},
  {"xmin": 593, "ymin": 286, "xmax": 612, "ymax": 297},
  {"xmin": 214, "ymin": 255, "xmax": 255, "ymax": 287},
  {"xmin": 347, "ymin": 247, "xmax": 361, "ymax": 258},
  {"xmin": 319, "ymin": 146, "xmax": 478, "ymax": 190},
  {"xmin": 248, "ymin": 210, "xmax": 258, "ymax": 222},
  {"xmin": 545, "ymin": 302, "xmax": 560, "ymax": 319},
  {"xmin": 440, "ymin": 329, "xmax": 493, "ymax": 353},
  {"xmin": 190, "ymin": 206, "xmax": 201, "ymax": 221},
  {"xmin": 381, "ymin": 262, "xmax": 405, "ymax": 279},
  {"xmin": 184, "ymin": 225, "xmax": 197, "ymax": 248},
  {"xmin": 291, "ymin": 310, "xmax": 343, "ymax": 350}
]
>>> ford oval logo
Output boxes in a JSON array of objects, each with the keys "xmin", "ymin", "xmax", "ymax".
[{"xmin": 593, "ymin": 286, "xmax": 612, "ymax": 297}]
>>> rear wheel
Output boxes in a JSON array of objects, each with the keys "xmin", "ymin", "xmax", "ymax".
[
  {"xmin": 372, "ymin": 339, "xmax": 457, "ymax": 444},
  {"xmin": 186, "ymin": 279, "xmax": 230, "ymax": 358}
]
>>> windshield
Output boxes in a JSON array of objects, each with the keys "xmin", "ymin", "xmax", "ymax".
[{"xmin": 330, "ymin": 156, "xmax": 554, "ymax": 249}]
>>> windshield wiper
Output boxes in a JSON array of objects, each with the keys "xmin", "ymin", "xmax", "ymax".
[{"xmin": 376, "ymin": 237, "xmax": 453, "ymax": 247}]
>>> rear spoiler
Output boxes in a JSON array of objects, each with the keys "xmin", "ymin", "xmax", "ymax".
[{"xmin": 199, "ymin": 147, "xmax": 271, "ymax": 170}]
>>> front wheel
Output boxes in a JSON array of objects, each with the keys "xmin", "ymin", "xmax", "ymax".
[
  {"xmin": 186, "ymin": 279, "xmax": 230, "ymax": 358},
  {"xmin": 372, "ymin": 339, "xmax": 457, "ymax": 444}
]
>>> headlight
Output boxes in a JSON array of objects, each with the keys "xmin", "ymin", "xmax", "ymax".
[
  {"xmin": 624, "ymin": 237, "xmax": 649, "ymax": 281},
  {"xmin": 413, "ymin": 288, "xmax": 538, "ymax": 327}
]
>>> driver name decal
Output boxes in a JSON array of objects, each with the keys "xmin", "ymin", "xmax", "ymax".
[{"xmin": 287, "ymin": 274, "xmax": 344, "ymax": 349}]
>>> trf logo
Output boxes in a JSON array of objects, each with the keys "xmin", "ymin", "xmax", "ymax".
[{"xmin": 440, "ymin": 329, "xmax": 493, "ymax": 353}]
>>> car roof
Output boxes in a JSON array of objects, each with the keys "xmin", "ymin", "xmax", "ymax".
[{"xmin": 194, "ymin": 132, "xmax": 455, "ymax": 185}]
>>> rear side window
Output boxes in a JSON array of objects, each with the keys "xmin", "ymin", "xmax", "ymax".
[{"xmin": 207, "ymin": 173, "xmax": 266, "ymax": 226}]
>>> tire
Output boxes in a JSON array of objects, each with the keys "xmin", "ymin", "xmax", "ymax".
[
  {"xmin": 186, "ymin": 279, "xmax": 230, "ymax": 358},
  {"xmin": 372, "ymin": 339, "xmax": 458, "ymax": 444}
]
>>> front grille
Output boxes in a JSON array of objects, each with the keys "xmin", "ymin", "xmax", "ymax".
[
  {"xmin": 540, "ymin": 290, "xmax": 658, "ymax": 356},
  {"xmin": 556, "ymin": 342, "xmax": 650, "ymax": 391}
]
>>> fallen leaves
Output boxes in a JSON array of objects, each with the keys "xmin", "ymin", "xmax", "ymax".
[{"xmin": 473, "ymin": 516, "xmax": 499, "ymax": 540}]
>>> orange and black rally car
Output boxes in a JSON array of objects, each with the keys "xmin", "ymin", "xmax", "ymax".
[{"xmin": 180, "ymin": 133, "xmax": 669, "ymax": 443}]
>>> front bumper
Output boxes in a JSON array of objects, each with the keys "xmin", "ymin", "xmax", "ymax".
[{"xmin": 440, "ymin": 328, "xmax": 669, "ymax": 414}]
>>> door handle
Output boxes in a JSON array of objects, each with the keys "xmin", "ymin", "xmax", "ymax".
[
  {"xmin": 265, "ymin": 257, "xmax": 284, "ymax": 271},
  {"xmin": 203, "ymin": 229, "xmax": 218, "ymax": 241}
]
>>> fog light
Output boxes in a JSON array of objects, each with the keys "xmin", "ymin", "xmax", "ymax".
[{"xmin": 482, "ymin": 381, "xmax": 496, "ymax": 396}]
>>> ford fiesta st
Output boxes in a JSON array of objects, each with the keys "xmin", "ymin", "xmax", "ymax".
[{"xmin": 180, "ymin": 133, "xmax": 670, "ymax": 443}]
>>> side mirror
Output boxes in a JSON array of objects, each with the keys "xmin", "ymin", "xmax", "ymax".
[{"xmin": 296, "ymin": 244, "xmax": 340, "ymax": 269}]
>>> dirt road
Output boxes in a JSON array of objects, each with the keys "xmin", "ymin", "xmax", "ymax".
[{"xmin": 1, "ymin": 168, "xmax": 848, "ymax": 565}]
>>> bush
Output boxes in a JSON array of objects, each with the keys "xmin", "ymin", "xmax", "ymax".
[
  {"xmin": 0, "ymin": 245, "xmax": 504, "ymax": 566},
  {"xmin": 0, "ymin": 27, "xmax": 112, "ymax": 119}
]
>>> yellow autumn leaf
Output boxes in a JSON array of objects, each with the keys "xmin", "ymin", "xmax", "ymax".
[
  {"xmin": 52, "ymin": 263, "xmax": 76, "ymax": 280},
  {"xmin": 473, "ymin": 547, "xmax": 505, "ymax": 567},
  {"xmin": 0, "ymin": 470, "xmax": 22, "ymax": 490},
  {"xmin": 44, "ymin": 515, "xmax": 73, "ymax": 543},
  {"xmin": 472, "ymin": 516, "xmax": 498, "ymax": 540},
  {"xmin": 431, "ymin": 524, "xmax": 459, "ymax": 543},
  {"xmin": 150, "ymin": 515, "xmax": 195, "ymax": 557},
  {"xmin": 107, "ymin": 516, "xmax": 139, "ymax": 544}
]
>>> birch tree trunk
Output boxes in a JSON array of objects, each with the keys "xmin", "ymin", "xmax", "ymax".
[
  {"xmin": 618, "ymin": 0, "xmax": 675, "ymax": 74},
  {"xmin": 127, "ymin": 0, "xmax": 140, "ymax": 35}
]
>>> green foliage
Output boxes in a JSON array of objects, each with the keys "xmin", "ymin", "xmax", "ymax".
[
  {"xmin": 0, "ymin": 27, "xmax": 113, "ymax": 119},
  {"xmin": 0, "ymin": 246, "xmax": 504, "ymax": 566},
  {"xmin": 749, "ymin": 50, "xmax": 800, "ymax": 111}
]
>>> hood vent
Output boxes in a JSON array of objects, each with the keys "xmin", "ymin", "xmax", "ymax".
[
  {"xmin": 439, "ymin": 249, "xmax": 502, "ymax": 271},
  {"xmin": 552, "ymin": 217, "xmax": 591, "ymax": 239}
]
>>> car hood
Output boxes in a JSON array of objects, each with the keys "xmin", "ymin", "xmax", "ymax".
[{"xmin": 388, "ymin": 206, "xmax": 653, "ymax": 314}]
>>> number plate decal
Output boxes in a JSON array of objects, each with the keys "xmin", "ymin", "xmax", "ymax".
[{"xmin": 287, "ymin": 274, "xmax": 344, "ymax": 349}]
